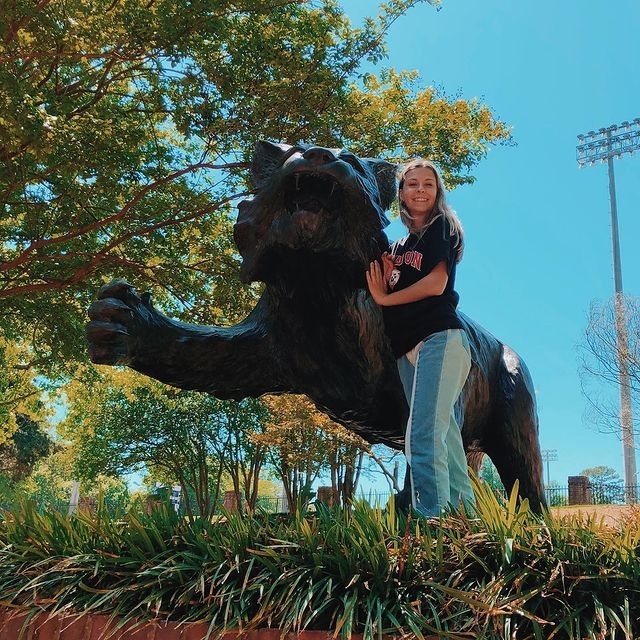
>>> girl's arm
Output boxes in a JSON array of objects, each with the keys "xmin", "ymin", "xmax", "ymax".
[
  {"xmin": 381, "ymin": 251, "xmax": 395, "ymax": 283},
  {"xmin": 366, "ymin": 260, "xmax": 448, "ymax": 306}
]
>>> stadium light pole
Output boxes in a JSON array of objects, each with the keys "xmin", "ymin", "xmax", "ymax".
[
  {"xmin": 541, "ymin": 449, "xmax": 558, "ymax": 487},
  {"xmin": 576, "ymin": 118, "xmax": 640, "ymax": 502}
]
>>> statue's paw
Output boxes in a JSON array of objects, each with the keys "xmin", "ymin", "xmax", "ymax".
[
  {"xmin": 86, "ymin": 280, "xmax": 148, "ymax": 365},
  {"xmin": 95, "ymin": 279, "xmax": 143, "ymax": 307}
]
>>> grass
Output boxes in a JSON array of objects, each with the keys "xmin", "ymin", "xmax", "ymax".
[{"xmin": 0, "ymin": 481, "xmax": 639, "ymax": 639}]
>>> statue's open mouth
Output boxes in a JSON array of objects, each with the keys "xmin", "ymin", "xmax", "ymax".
[{"xmin": 283, "ymin": 171, "xmax": 344, "ymax": 216}]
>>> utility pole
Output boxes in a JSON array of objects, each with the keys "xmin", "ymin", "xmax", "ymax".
[{"xmin": 576, "ymin": 118, "xmax": 640, "ymax": 502}]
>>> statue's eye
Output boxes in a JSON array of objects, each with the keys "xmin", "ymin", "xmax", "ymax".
[
  {"xmin": 338, "ymin": 151, "xmax": 365, "ymax": 175},
  {"xmin": 281, "ymin": 145, "xmax": 305, "ymax": 164}
]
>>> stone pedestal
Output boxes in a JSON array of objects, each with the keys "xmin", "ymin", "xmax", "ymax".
[
  {"xmin": 223, "ymin": 490, "xmax": 239, "ymax": 513},
  {"xmin": 316, "ymin": 486, "xmax": 339, "ymax": 507},
  {"xmin": 568, "ymin": 475, "xmax": 592, "ymax": 505}
]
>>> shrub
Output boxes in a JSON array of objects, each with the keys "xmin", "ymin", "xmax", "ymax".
[{"xmin": 0, "ymin": 482, "xmax": 638, "ymax": 639}]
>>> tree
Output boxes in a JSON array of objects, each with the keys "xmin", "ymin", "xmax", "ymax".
[
  {"xmin": 580, "ymin": 466, "xmax": 624, "ymax": 505},
  {"xmin": 578, "ymin": 296, "xmax": 640, "ymax": 439},
  {"xmin": 0, "ymin": 413, "xmax": 54, "ymax": 482},
  {"xmin": 8, "ymin": 444, "xmax": 75, "ymax": 510},
  {"xmin": 0, "ymin": 335, "xmax": 52, "ymax": 444},
  {"xmin": 479, "ymin": 456, "xmax": 505, "ymax": 495},
  {"xmin": 324, "ymin": 430, "xmax": 368, "ymax": 505},
  {"xmin": 1, "ymin": 0, "xmax": 511, "ymax": 382},
  {"xmin": 253, "ymin": 478, "xmax": 284, "ymax": 512},
  {"xmin": 10, "ymin": 444, "xmax": 130, "ymax": 512},
  {"xmin": 2, "ymin": 1, "xmax": 514, "ymax": 502},
  {"xmin": 214, "ymin": 397, "xmax": 270, "ymax": 514},
  {"xmin": 258, "ymin": 394, "xmax": 370, "ymax": 509},
  {"xmin": 60, "ymin": 369, "xmax": 269, "ymax": 518},
  {"xmin": 360, "ymin": 445, "xmax": 404, "ymax": 494}
]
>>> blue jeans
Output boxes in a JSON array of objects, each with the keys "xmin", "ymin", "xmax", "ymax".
[{"xmin": 397, "ymin": 329, "xmax": 474, "ymax": 517}]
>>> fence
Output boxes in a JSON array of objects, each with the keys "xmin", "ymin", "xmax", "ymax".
[
  {"xmin": 4, "ymin": 484, "xmax": 640, "ymax": 517},
  {"xmin": 264, "ymin": 486, "xmax": 640, "ymax": 510}
]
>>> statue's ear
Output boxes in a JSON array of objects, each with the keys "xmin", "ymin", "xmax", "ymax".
[
  {"xmin": 251, "ymin": 140, "xmax": 292, "ymax": 189},
  {"xmin": 368, "ymin": 159, "xmax": 398, "ymax": 211}
]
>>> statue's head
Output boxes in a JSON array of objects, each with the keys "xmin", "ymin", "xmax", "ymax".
[{"xmin": 234, "ymin": 141, "xmax": 397, "ymax": 284}]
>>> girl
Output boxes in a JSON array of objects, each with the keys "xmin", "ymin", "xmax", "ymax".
[{"xmin": 366, "ymin": 159, "xmax": 474, "ymax": 518}]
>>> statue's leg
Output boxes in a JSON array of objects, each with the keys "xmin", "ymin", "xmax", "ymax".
[
  {"xmin": 393, "ymin": 469, "xmax": 412, "ymax": 513},
  {"xmin": 487, "ymin": 354, "xmax": 546, "ymax": 513},
  {"xmin": 466, "ymin": 450, "xmax": 485, "ymax": 476}
]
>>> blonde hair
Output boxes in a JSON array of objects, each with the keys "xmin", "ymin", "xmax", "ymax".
[{"xmin": 398, "ymin": 159, "xmax": 464, "ymax": 262}]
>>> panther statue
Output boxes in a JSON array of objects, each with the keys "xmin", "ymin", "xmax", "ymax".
[{"xmin": 87, "ymin": 141, "xmax": 546, "ymax": 512}]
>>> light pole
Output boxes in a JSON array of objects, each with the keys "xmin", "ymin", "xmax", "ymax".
[
  {"xmin": 541, "ymin": 449, "xmax": 557, "ymax": 487},
  {"xmin": 576, "ymin": 118, "xmax": 640, "ymax": 502}
]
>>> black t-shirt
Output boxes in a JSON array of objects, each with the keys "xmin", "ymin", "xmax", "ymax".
[{"xmin": 382, "ymin": 215, "xmax": 463, "ymax": 358}]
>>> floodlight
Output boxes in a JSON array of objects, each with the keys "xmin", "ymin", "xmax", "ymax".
[{"xmin": 576, "ymin": 117, "xmax": 640, "ymax": 501}]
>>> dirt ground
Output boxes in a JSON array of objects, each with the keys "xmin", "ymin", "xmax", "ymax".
[{"xmin": 551, "ymin": 504, "xmax": 639, "ymax": 528}]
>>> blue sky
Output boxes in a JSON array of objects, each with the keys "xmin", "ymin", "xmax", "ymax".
[{"xmin": 345, "ymin": 0, "xmax": 640, "ymax": 488}]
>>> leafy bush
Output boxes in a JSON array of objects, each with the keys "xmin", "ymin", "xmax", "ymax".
[{"xmin": 0, "ymin": 482, "xmax": 638, "ymax": 639}]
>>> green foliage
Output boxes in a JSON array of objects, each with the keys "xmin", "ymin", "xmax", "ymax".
[
  {"xmin": 0, "ymin": 335, "xmax": 53, "ymax": 444},
  {"xmin": 258, "ymin": 395, "xmax": 370, "ymax": 509},
  {"xmin": 60, "ymin": 371, "xmax": 269, "ymax": 518},
  {"xmin": 478, "ymin": 455, "xmax": 505, "ymax": 495},
  {"xmin": 0, "ymin": 443, "xmax": 130, "ymax": 514},
  {"xmin": 0, "ymin": 0, "xmax": 511, "ymax": 380},
  {"xmin": 1, "ymin": 0, "xmax": 512, "ymax": 500},
  {"xmin": 9, "ymin": 447, "xmax": 75, "ymax": 510},
  {"xmin": 581, "ymin": 466, "xmax": 625, "ymax": 505},
  {"xmin": 581, "ymin": 465, "xmax": 623, "ymax": 484},
  {"xmin": 0, "ymin": 481, "xmax": 639, "ymax": 638},
  {"xmin": 0, "ymin": 414, "xmax": 53, "ymax": 481}
]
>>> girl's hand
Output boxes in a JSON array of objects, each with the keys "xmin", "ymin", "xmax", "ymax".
[
  {"xmin": 366, "ymin": 260, "xmax": 390, "ymax": 306},
  {"xmin": 381, "ymin": 251, "xmax": 395, "ymax": 284}
]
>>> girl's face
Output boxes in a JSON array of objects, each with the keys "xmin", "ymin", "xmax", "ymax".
[{"xmin": 400, "ymin": 166, "xmax": 438, "ymax": 221}]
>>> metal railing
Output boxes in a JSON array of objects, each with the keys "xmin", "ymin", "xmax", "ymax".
[
  {"xmin": 4, "ymin": 484, "xmax": 640, "ymax": 517},
  {"xmin": 546, "ymin": 484, "xmax": 640, "ymax": 507}
]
